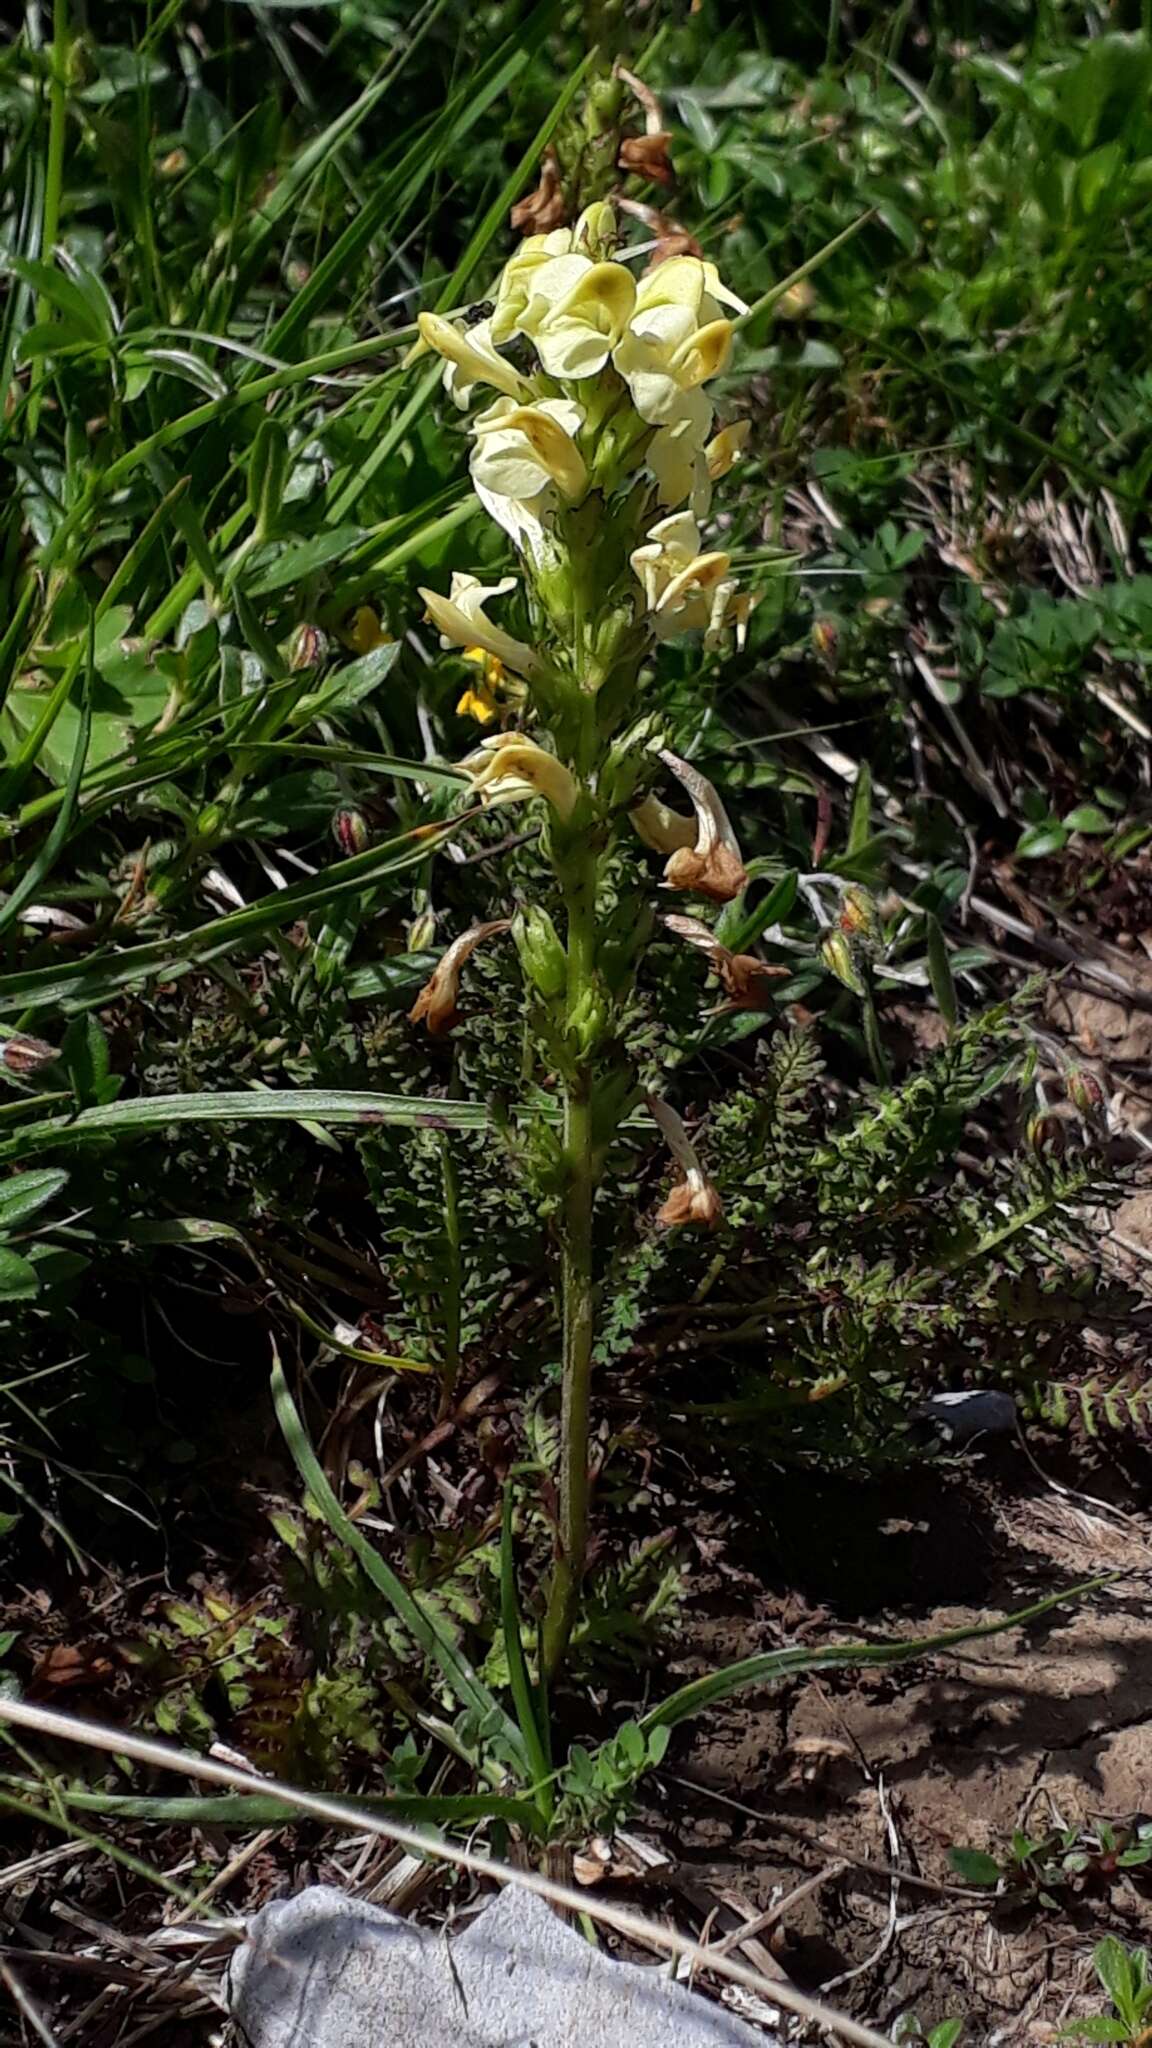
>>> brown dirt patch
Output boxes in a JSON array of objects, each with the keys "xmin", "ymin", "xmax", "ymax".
[{"xmin": 640, "ymin": 1453, "xmax": 1152, "ymax": 2041}]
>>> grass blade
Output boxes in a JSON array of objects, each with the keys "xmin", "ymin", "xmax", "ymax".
[
  {"xmin": 271, "ymin": 1351, "xmax": 531, "ymax": 1773},
  {"xmin": 638, "ymin": 1576, "xmax": 1113, "ymax": 1734},
  {"xmin": 500, "ymin": 1487, "xmax": 552, "ymax": 1812}
]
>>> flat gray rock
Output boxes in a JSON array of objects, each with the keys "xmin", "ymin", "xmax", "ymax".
[{"xmin": 229, "ymin": 1881, "xmax": 776, "ymax": 2048}]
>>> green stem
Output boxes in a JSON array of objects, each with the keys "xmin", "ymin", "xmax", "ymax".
[{"xmin": 542, "ymin": 833, "xmax": 599, "ymax": 1678}]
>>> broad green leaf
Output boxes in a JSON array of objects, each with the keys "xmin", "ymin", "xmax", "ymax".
[
  {"xmin": 0, "ymin": 1246, "xmax": 39, "ymax": 1300},
  {"xmin": 1063, "ymin": 805, "xmax": 1113, "ymax": 835},
  {"xmin": 947, "ymin": 1846, "xmax": 1002, "ymax": 1885},
  {"xmin": 1016, "ymin": 824, "xmax": 1068, "ymax": 859},
  {"xmin": 0, "ymin": 1168, "xmax": 68, "ymax": 1232},
  {"xmin": 1093, "ymin": 1938, "xmax": 1139, "ymax": 2021}
]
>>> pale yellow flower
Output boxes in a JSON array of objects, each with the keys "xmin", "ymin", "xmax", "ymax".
[
  {"xmin": 630, "ymin": 512, "xmax": 735, "ymax": 639},
  {"xmin": 515, "ymin": 258, "xmax": 637, "ymax": 379},
  {"xmin": 705, "ymin": 419, "xmax": 750, "ymax": 480},
  {"xmin": 416, "ymin": 312, "xmax": 528, "ymax": 406},
  {"xmin": 470, "ymin": 396, "xmax": 587, "ymax": 502},
  {"xmin": 490, "ymin": 229, "xmax": 578, "ymax": 344},
  {"xmin": 460, "ymin": 732, "xmax": 579, "ymax": 820},
  {"xmin": 419, "ymin": 572, "xmax": 540, "ymax": 678},
  {"xmin": 612, "ymin": 257, "xmax": 741, "ymax": 426},
  {"xmin": 648, "ymin": 412, "xmax": 713, "ymax": 513},
  {"xmin": 629, "ymin": 792, "xmax": 697, "ymax": 855}
]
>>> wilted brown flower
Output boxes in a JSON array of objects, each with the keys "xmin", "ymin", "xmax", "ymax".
[
  {"xmin": 649, "ymin": 1096, "xmax": 724, "ymax": 1232},
  {"xmin": 616, "ymin": 196, "xmax": 702, "ymax": 264},
  {"xmin": 657, "ymin": 749, "xmax": 749, "ymax": 905},
  {"xmin": 510, "ymin": 148, "xmax": 567, "ymax": 235},
  {"xmin": 663, "ymin": 913, "xmax": 788, "ymax": 1012},
  {"xmin": 617, "ymin": 131, "xmax": 675, "ymax": 188},
  {"xmin": 409, "ymin": 920, "xmax": 512, "ymax": 1036}
]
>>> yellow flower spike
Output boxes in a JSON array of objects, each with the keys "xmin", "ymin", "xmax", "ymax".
[
  {"xmin": 705, "ymin": 419, "xmax": 750, "ymax": 481},
  {"xmin": 416, "ymin": 311, "xmax": 528, "ymax": 404},
  {"xmin": 460, "ymin": 733, "xmax": 579, "ymax": 820},
  {"xmin": 419, "ymin": 571, "xmax": 541, "ymax": 679},
  {"xmin": 471, "ymin": 397, "xmax": 587, "ymax": 501},
  {"xmin": 671, "ymin": 317, "xmax": 735, "ymax": 391},
  {"xmin": 409, "ymin": 919, "xmax": 513, "ymax": 1037}
]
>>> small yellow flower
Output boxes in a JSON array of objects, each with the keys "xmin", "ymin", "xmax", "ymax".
[
  {"xmin": 455, "ymin": 647, "xmax": 526, "ymax": 726},
  {"xmin": 340, "ymin": 604, "xmax": 391, "ymax": 655},
  {"xmin": 419, "ymin": 573, "xmax": 540, "ymax": 680},
  {"xmin": 416, "ymin": 311, "xmax": 528, "ymax": 405},
  {"xmin": 459, "ymin": 732, "xmax": 579, "ymax": 820},
  {"xmin": 470, "ymin": 397, "xmax": 587, "ymax": 501},
  {"xmin": 705, "ymin": 418, "xmax": 750, "ymax": 480},
  {"xmin": 515, "ymin": 257, "xmax": 637, "ymax": 379}
]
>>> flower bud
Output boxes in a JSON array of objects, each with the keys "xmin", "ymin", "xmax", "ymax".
[
  {"xmin": 333, "ymin": 809, "xmax": 370, "ymax": 857},
  {"xmin": 512, "ymin": 906, "xmax": 568, "ymax": 1001},
  {"xmin": 1066, "ymin": 1069, "xmax": 1103, "ymax": 1118},
  {"xmin": 195, "ymin": 802, "xmax": 226, "ymax": 843},
  {"xmin": 820, "ymin": 930, "xmax": 866, "ymax": 996},
  {"xmin": 407, "ymin": 909, "xmax": 437, "ymax": 953},
  {"xmin": 289, "ymin": 622, "xmax": 328, "ymax": 670},
  {"xmin": 584, "ymin": 80, "xmax": 625, "ymax": 136},
  {"xmin": 1026, "ymin": 1110, "xmax": 1067, "ymax": 1159},
  {"xmin": 573, "ymin": 201, "xmax": 618, "ymax": 259},
  {"xmin": 839, "ymin": 887, "xmax": 880, "ymax": 941},
  {"xmin": 812, "ymin": 616, "xmax": 840, "ymax": 669},
  {"xmin": 1, "ymin": 1032, "xmax": 59, "ymax": 1078},
  {"xmin": 567, "ymin": 986, "xmax": 610, "ymax": 1055}
]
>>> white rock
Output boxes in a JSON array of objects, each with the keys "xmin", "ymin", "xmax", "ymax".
[{"xmin": 228, "ymin": 1881, "xmax": 777, "ymax": 2048}]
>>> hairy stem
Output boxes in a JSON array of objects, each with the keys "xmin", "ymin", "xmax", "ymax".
[{"xmin": 542, "ymin": 832, "xmax": 599, "ymax": 1677}]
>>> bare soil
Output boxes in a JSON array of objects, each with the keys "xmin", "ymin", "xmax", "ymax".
[{"xmin": 634, "ymin": 1444, "xmax": 1152, "ymax": 2042}]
